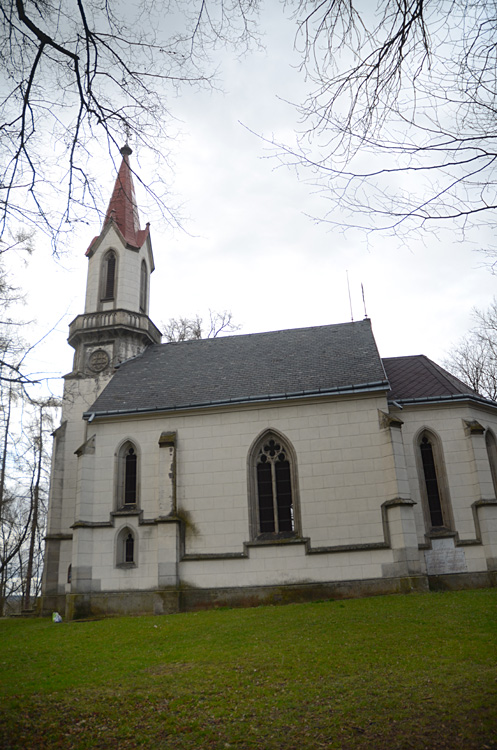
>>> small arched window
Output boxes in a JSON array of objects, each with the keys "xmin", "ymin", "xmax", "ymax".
[
  {"xmin": 125, "ymin": 532, "xmax": 134, "ymax": 563},
  {"xmin": 485, "ymin": 429, "xmax": 497, "ymax": 497},
  {"xmin": 116, "ymin": 527, "xmax": 136, "ymax": 566},
  {"xmin": 417, "ymin": 430, "xmax": 453, "ymax": 532},
  {"xmin": 248, "ymin": 430, "xmax": 300, "ymax": 540},
  {"xmin": 139, "ymin": 260, "xmax": 148, "ymax": 313},
  {"xmin": 117, "ymin": 441, "xmax": 139, "ymax": 508},
  {"xmin": 101, "ymin": 250, "xmax": 117, "ymax": 301}
]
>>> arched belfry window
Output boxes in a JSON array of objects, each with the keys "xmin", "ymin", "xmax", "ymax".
[
  {"xmin": 416, "ymin": 429, "xmax": 453, "ymax": 532},
  {"xmin": 248, "ymin": 430, "xmax": 300, "ymax": 540},
  {"xmin": 101, "ymin": 250, "xmax": 117, "ymax": 301},
  {"xmin": 139, "ymin": 260, "xmax": 148, "ymax": 313},
  {"xmin": 116, "ymin": 527, "xmax": 137, "ymax": 566},
  {"xmin": 485, "ymin": 429, "xmax": 497, "ymax": 497},
  {"xmin": 117, "ymin": 441, "xmax": 139, "ymax": 508}
]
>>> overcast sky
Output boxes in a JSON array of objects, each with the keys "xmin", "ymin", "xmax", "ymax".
[{"xmin": 11, "ymin": 2, "xmax": 496, "ymax": 400}]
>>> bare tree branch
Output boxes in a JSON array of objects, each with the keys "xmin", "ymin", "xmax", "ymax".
[
  {"xmin": 444, "ymin": 298, "xmax": 497, "ymax": 401},
  {"xmin": 274, "ymin": 0, "xmax": 497, "ymax": 247},
  {"xmin": 0, "ymin": 0, "xmax": 259, "ymax": 246},
  {"xmin": 162, "ymin": 309, "xmax": 240, "ymax": 341}
]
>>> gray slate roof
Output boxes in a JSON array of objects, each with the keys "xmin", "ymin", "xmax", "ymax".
[{"xmin": 86, "ymin": 319, "xmax": 388, "ymax": 417}]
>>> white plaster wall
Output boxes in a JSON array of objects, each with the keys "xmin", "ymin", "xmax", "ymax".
[
  {"xmin": 179, "ymin": 544, "xmax": 391, "ymax": 589},
  {"xmin": 82, "ymin": 393, "xmax": 407, "ymax": 591},
  {"xmin": 45, "ymin": 371, "xmax": 115, "ymax": 593},
  {"xmin": 84, "ymin": 225, "xmax": 152, "ymax": 315},
  {"xmin": 397, "ymin": 403, "xmax": 497, "ymax": 545}
]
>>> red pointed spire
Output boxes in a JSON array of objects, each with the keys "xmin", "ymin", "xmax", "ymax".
[{"xmin": 103, "ymin": 145, "xmax": 149, "ymax": 248}]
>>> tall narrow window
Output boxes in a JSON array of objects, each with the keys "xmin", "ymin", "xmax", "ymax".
[
  {"xmin": 139, "ymin": 260, "xmax": 148, "ymax": 313},
  {"xmin": 417, "ymin": 430, "xmax": 453, "ymax": 532},
  {"xmin": 249, "ymin": 431, "xmax": 300, "ymax": 539},
  {"xmin": 102, "ymin": 250, "xmax": 116, "ymax": 300},
  {"xmin": 485, "ymin": 429, "xmax": 497, "ymax": 497},
  {"xmin": 116, "ymin": 441, "xmax": 139, "ymax": 509},
  {"xmin": 420, "ymin": 436, "xmax": 444, "ymax": 527},
  {"xmin": 124, "ymin": 446, "xmax": 137, "ymax": 505}
]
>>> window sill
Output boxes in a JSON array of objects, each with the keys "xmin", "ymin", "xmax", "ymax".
[
  {"xmin": 247, "ymin": 534, "xmax": 305, "ymax": 547},
  {"xmin": 257, "ymin": 531, "xmax": 299, "ymax": 542},
  {"xmin": 116, "ymin": 562, "xmax": 137, "ymax": 569},
  {"xmin": 425, "ymin": 527, "xmax": 456, "ymax": 539},
  {"xmin": 112, "ymin": 507, "xmax": 141, "ymax": 517}
]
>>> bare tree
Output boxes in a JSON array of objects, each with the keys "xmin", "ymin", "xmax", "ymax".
[
  {"xmin": 22, "ymin": 399, "xmax": 55, "ymax": 610},
  {"xmin": 163, "ymin": 309, "xmax": 240, "ymax": 342},
  {"xmin": 0, "ymin": 0, "xmax": 259, "ymax": 243},
  {"xmin": 0, "ymin": 244, "xmax": 57, "ymax": 613},
  {"xmin": 276, "ymin": 0, "xmax": 497, "ymax": 246},
  {"xmin": 444, "ymin": 299, "xmax": 497, "ymax": 401}
]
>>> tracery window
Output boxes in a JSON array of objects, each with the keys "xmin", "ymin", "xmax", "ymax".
[
  {"xmin": 101, "ymin": 250, "xmax": 117, "ymax": 301},
  {"xmin": 417, "ymin": 430, "xmax": 453, "ymax": 532},
  {"xmin": 249, "ymin": 431, "xmax": 300, "ymax": 540}
]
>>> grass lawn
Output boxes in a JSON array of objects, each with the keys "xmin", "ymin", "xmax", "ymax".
[{"xmin": 1, "ymin": 589, "xmax": 496, "ymax": 749}]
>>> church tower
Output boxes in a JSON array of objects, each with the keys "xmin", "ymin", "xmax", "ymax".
[{"xmin": 41, "ymin": 146, "xmax": 161, "ymax": 613}]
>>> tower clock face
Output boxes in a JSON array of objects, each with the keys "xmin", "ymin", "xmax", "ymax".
[{"xmin": 88, "ymin": 349, "xmax": 110, "ymax": 373}]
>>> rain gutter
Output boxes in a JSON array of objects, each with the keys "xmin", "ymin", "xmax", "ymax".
[
  {"xmin": 388, "ymin": 393, "xmax": 497, "ymax": 408},
  {"xmin": 83, "ymin": 379, "xmax": 390, "ymax": 420}
]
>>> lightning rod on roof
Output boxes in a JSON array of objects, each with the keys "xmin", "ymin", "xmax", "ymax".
[
  {"xmin": 361, "ymin": 283, "xmax": 369, "ymax": 319},
  {"xmin": 346, "ymin": 270, "xmax": 354, "ymax": 321}
]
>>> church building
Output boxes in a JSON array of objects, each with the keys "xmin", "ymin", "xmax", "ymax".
[{"xmin": 41, "ymin": 146, "xmax": 497, "ymax": 619}]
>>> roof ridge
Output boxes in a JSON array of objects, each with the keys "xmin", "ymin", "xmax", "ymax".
[{"xmin": 161, "ymin": 318, "xmax": 372, "ymax": 346}]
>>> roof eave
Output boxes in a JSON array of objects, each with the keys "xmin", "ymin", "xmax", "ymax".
[
  {"xmin": 83, "ymin": 379, "xmax": 390, "ymax": 421},
  {"xmin": 388, "ymin": 393, "xmax": 497, "ymax": 409}
]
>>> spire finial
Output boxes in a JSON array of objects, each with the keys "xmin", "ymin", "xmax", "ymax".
[{"xmin": 120, "ymin": 143, "xmax": 132, "ymax": 157}]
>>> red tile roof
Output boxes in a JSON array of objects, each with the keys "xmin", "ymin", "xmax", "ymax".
[{"xmin": 102, "ymin": 145, "xmax": 149, "ymax": 248}]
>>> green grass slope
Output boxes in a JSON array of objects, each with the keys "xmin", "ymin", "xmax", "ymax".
[{"xmin": 1, "ymin": 590, "xmax": 496, "ymax": 749}]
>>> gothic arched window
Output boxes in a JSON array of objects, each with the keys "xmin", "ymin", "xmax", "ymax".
[
  {"xmin": 101, "ymin": 250, "xmax": 117, "ymax": 301},
  {"xmin": 116, "ymin": 527, "xmax": 137, "ymax": 566},
  {"xmin": 248, "ymin": 431, "xmax": 301, "ymax": 540},
  {"xmin": 139, "ymin": 260, "xmax": 148, "ymax": 313},
  {"xmin": 116, "ymin": 441, "xmax": 139, "ymax": 508},
  {"xmin": 417, "ymin": 430, "xmax": 453, "ymax": 532}
]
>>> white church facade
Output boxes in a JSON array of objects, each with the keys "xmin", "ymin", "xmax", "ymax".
[{"xmin": 41, "ymin": 147, "xmax": 497, "ymax": 619}]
